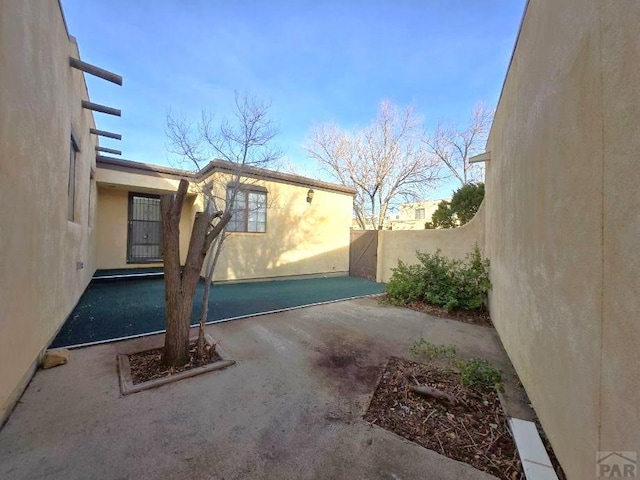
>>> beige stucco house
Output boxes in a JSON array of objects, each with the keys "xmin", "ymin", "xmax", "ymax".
[
  {"xmin": 389, "ymin": 199, "xmax": 446, "ymax": 230},
  {"xmin": 351, "ymin": 200, "xmax": 447, "ymax": 231},
  {"xmin": 0, "ymin": 0, "xmax": 354, "ymax": 425},
  {"xmin": 96, "ymin": 157, "xmax": 354, "ymax": 282}
]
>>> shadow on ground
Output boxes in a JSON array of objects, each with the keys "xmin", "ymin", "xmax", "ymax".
[
  {"xmin": 52, "ymin": 275, "xmax": 385, "ymax": 348},
  {"xmin": 2, "ymin": 297, "xmax": 530, "ymax": 480}
]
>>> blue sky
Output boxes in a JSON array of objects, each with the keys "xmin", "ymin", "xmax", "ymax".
[{"xmin": 62, "ymin": 0, "xmax": 525, "ymax": 198}]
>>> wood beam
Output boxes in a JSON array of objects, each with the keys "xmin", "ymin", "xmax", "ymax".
[
  {"xmin": 82, "ymin": 101, "xmax": 121, "ymax": 116},
  {"xmin": 96, "ymin": 146, "xmax": 122, "ymax": 155},
  {"xmin": 90, "ymin": 128, "xmax": 122, "ymax": 140},
  {"xmin": 469, "ymin": 151, "xmax": 491, "ymax": 164},
  {"xmin": 69, "ymin": 57, "xmax": 123, "ymax": 85}
]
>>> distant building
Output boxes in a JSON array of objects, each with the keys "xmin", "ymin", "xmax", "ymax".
[{"xmin": 389, "ymin": 199, "xmax": 447, "ymax": 230}]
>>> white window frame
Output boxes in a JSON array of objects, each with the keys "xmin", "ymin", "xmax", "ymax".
[{"xmin": 226, "ymin": 185, "xmax": 267, "ymax": 233}]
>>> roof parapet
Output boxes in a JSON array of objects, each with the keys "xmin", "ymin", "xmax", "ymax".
[{"xmin": 96, "ymin": 157, "xmax": 356, "ymax": 195}]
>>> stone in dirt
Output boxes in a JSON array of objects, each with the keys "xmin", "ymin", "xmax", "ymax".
[{"xmin": 41, "ymin": 349, "xmax": 70, "ymax": 369}]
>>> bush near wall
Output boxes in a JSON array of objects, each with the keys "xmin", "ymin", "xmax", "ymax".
[{"xmin": 386, "ymin": 245, "xmax": 490, "ymax": 311}]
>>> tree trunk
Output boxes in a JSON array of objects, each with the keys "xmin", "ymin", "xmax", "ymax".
[
  {"xmin": 197, "ymin": 233, "xmax": 226, "ymax": 359},
  {"xmin": 192, "ymin": 212, "xmax": 230, "ymax": 357},
  {"xmin": 162, "ymin": 210, "xmax": 209, "ymax": 366},
  {"xmin": 161, "ymin": 180, "xmax": 232, "ymax": 368},
  {"xmin": 163, "ymin": 291, "xmax": 192, "ymax": 366},
  {"xmin": 161, "ymin": 180, "xmax": 191, "ymax": 366}
]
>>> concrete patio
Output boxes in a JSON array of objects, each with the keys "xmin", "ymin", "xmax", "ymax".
[{"xmin": 0, "ymin": 298, "xmax": 528, "ymax": 479}]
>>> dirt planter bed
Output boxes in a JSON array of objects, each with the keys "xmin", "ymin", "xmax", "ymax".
[
  {"xmin": 117, "ymin": 334, "xmax": 235, "ymax": 395},
  {"xmin": 364, "ymin": 356, "xmax": 522, "ymax": 479}
]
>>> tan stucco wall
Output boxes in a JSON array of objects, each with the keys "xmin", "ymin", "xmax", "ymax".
[
  {"xmin": 95, "ymin": 169, "xmax": 352, "ymax": 280},
  {"xmin": 484, "ymin": 1, "xmax": 640, "ymax": 477},
  {"xmin": 96, "ymin": 166, "xmax": 190, "ymax": 194},
  {"xmin": 0, "ymin": 1, "xmax": 98, "ymax": 423},
  {"xmin": 373, "ymin": 2, "xmax": 639, "ymax": 475},
  {"xmin": 206, "ymin": 173, "xmax": 352, "ymax": 281},
  {"xmin": 376, "ymin": 204, "xmax": 485, "ymax": 283},
  {"xmin": 599, "ymin": 0, "xmax": 640, "ymax": 458},
  {"xmin": 96, "ymin": 186, "xmax": 196, "ymax": 269}
]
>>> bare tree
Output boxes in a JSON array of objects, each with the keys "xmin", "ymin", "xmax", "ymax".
[
  {"xmin": 424, "ymin": 104, "xmax": 493, "ymax": 186},
  {"xmin": 161, "ymin": 93, "xmax": 281, "ymax": 366},
  {"xmin": 160, "ymin": 183, "xmax": 230, "ymax": 366},
  {"xmin": 305, "ymin": 101, "xmax": 440, "ymax": 230}
]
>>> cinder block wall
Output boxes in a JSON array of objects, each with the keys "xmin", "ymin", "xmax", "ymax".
[{"xmin": 0, "ymin": 1, "xmax": 98, "ymax": 423}]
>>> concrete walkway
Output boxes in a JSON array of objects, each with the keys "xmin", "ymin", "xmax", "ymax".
[{"xmin": 0, "ymin": 298, "xmax": 527, "ymax": 480}]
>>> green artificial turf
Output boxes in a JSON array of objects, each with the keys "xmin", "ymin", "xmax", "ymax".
[{"xmin": 51, "ymin": 275, "xmax": 386, "ymax": 348}]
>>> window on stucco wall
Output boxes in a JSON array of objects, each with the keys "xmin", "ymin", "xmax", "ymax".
[
  {"xmin": 415, "ymin": 208, "xmax": 425, "ymax": 220},
  {"xmin": 226, "ymin": 184, "xmax": 267, "ymax": 233},
  {"xmin": 67, "ymin": 135, "xmax": 80, "ymax": 221},
  {"xmin": 88, "ymin": 171, "xmax": 95, "ymax": 227}
]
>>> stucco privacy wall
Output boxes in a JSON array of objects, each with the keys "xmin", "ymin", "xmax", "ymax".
[
  {"xmin": 376, "ymin": 205, "xmax": 485, "ymax": 283},
  {"xmin": 207, "ymin": 172, "xmax": 353, "ymax": 282},
  {"xmin": 599, "ymin": 0, "xmax": 640, "ymax": 458},
  {"xmin": 0, "ymin": 1, "xmax": 97, "ymax": 422},
  {"xmin": 485, "ymin": 0, "xmax": 640, "ymax": 477}
]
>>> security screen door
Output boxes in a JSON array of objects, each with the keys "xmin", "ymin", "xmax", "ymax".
[{"xmin": 127, "ymin": 193, "xmax": 162, "ymax": 263}]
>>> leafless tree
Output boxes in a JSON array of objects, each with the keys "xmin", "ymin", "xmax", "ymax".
[
  {"xmin": 161, "ymin": 93, "xmax": 281, "ymax": 367},
  {"xmin": 160, "ymin": 182, "xmax": 230, "ymax": 366},
  {"xmin": 424, "ymin": 104, "xmax": 493, "ymax": 186},
  {"xmin": 305, "ymin": 101, "xmax": 440, "ymax": 230}
]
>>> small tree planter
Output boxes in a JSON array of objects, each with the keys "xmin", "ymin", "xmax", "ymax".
[{"xmin": 117, "ymin": 334, "xmax": 235, "ymax": 395}]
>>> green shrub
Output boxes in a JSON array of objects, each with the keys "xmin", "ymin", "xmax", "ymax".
[
  {"xmin": 451, "ymin": 246, "xmax": 492, "ymax": 311},
  {"xmin": 385, "ymin": 260, "xmax": 425, "ymax": 305},
  {"xmin": 410, "ymin": 337, "xmax": 457, "ymax": 359},
  {"xmin": 458, "ymin": 358, "xmax": 502, "ymax": 390},
  {"xmin": 386, "ymin": 245, "xmax": 490, "ymax": 311}
]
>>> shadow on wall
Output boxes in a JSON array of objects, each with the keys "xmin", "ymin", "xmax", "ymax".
[
  {"xmin": 95, "ymin": 182, "xmax": 198, "ymax": 270},
  {"xmin": 376, "ymin": 202, "xmax": 486, "ymax": 283},
  {"xmin": 214, "ymin": 189, "xmax": 350, "ymax": 282}
]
